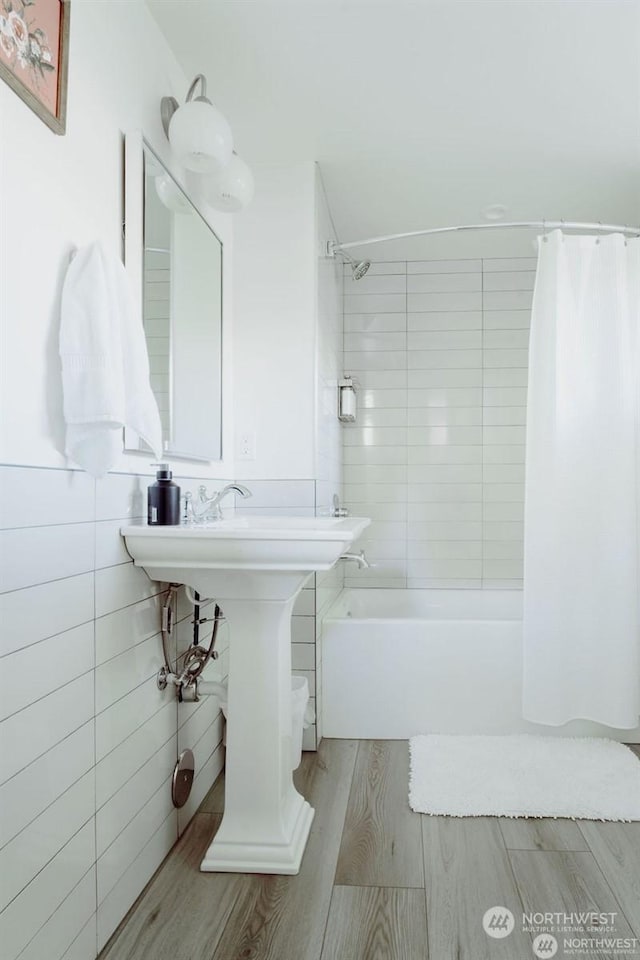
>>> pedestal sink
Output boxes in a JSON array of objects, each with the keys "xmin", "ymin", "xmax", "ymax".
[{"xmin": 121, "ymin": 516, "xmax": 369, "ymax": 875}]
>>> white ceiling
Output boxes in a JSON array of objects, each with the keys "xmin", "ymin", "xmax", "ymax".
[{"xmin": 147, "ymin": 0, "xmax": 640, "ymax": 257}]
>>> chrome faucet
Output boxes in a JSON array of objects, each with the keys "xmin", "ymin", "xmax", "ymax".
[
  {"xmin": 187, "ymin": 483, "xmax": 252, "ymax": 522},
  {"xmin": 339, "ymin": 550, "xmax": 370, "ymax": 569}
]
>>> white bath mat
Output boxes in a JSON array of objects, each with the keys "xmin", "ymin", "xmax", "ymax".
[{"xmin": 409, "ymin": 734, "xmax": 640, "ymax": 820}]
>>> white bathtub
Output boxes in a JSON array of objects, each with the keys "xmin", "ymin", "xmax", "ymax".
[{"xmin": 321, "ymin": 589, "xmax": 640, "ymax": 741}]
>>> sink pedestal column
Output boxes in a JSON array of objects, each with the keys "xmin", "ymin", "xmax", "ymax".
[{"xmin": 200, "ymin": 591, "xmax": 315, "ymax": 875}]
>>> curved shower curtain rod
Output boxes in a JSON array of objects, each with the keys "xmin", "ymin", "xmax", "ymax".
[{"xmin": 328, "ymin": 220, "xmax": 640, "ymax": 255}]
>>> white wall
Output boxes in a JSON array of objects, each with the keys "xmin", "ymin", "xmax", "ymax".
[
  {"xmin": 0, "ymin": 0, "xmax": 233, "ymax": 479},
  {"xmin": 232, "ymin": 162, "xmax": 317, "ymax": 479}
]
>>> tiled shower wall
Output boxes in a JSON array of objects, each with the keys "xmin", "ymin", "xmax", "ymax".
[
  {"xmin": 0, "ymin": 466, "xmax": 229, "ymax": 960},
  {"xmin": 342, "ymin": 257, "xmax": 535, "ymax": 589}
]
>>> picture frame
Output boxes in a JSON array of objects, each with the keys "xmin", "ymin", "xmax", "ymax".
[{"xmin": 0, "ymin": 0, "xmax": 70, "ymax": 135}]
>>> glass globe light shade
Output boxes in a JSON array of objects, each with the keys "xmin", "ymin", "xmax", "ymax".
[
  {"xmin": 168, "ymin": 99, "xmax": 233, "ymax": 174},
  {"xmin": 207, "ymin": 153, "xmax": 255, "ymax": 212},
  {"xmin": 154, "ymin": 174, "xmax": 193, "ymax": 215}
]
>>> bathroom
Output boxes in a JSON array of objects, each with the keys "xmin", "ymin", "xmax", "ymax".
[{"xmin": 2, "ymin": 0, "xmax": 640, "ymax": 958}]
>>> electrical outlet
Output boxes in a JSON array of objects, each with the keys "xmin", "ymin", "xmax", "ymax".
[{"xmin": 237, "ymin": 432, "xmax": 256, "ymax": 461}]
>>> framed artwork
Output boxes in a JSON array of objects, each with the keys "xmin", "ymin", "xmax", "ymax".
[{"xmin": 0, "ymin": 0, "xmax": 70, "ymax": 134}]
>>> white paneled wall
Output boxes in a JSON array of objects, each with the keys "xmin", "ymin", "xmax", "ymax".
[
  {"xmin": 343, "ymin": 257, "xmax": 534, "ymax": 589},
  {"xmin": 0, "ymin": 466, "xmax": 228, "ymax": 960}
]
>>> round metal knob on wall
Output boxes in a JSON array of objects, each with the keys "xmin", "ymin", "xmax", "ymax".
[{"xmin": 172, "ymin": 749, "xmax": 195, "ymax": 808}]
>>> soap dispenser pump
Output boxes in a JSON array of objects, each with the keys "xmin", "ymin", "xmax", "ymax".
[{"xmin": 148, "ymin": 464, "xmax": 180, "ymax": 526}]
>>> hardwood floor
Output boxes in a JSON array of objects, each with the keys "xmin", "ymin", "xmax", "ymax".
[{"xmin": 101, "ymin": 740, "xmax": 640, "ymax": 960}]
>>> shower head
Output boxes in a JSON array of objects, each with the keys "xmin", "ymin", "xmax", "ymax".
[{"xmin": 351, "ymin": 259, "xmax": 371, "ymax": 281}]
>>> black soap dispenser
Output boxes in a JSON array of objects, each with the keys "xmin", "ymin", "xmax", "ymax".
[{"xmin": 148, "ymin": 464, "xmax": 180, "ymax": 526}]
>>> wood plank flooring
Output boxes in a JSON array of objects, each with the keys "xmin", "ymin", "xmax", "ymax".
[{"xmin": 101, "ymin": 740, "xmax": 640, "ymax": 960}]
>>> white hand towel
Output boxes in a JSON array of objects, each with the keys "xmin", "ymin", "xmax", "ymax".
[{"xmin": 59, "ymin": 243, "xmax": 163, "ymax": 477}]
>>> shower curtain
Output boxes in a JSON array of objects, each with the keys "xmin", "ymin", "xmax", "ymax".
[{"xmin": 523, "ymin": 230, "xmax": 640, "ymax": 728}]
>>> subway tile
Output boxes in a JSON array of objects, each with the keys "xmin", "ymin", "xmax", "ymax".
[
  {"xmin": 408, "ymin": 258, "xmax": 482, "ymax": 274},
  {"xmin": 408, "ymin": 330, "xmax": 481, "ymax": 350},
  {"xmin": 96, "ymin": 812, "xmax": 176, "ymax": 951},
  {"xmin": 408, "ymin": 502, "xmax": 481, "ymax": 522},
  {"xmin": 408, "ymin": 406, "xmax": 482, "ymax": 427},
  {"xmin": 483, "ymin": 541, "xmax": 524, "ymax": 560},
  {"xmin": 483, "ymin": 310, "xmax": 531, "ymax": 329},
  {"xmin": 0, "ymin": 623, "xmax": 94, "ymax": 723},
  {"xmin": 407, "ymin": 540, "xmax": 482, "ymax": 560},
  {"xmin": 408, "ymin": 464, "xmax": 482, "ymax": 484},
  {"xmin": 344, "ymin": 312, "xmax": 406, "ymax": 333},
  {"xmin": 483, "ymin": 329, "xmax": 530, "ymax": 349},
  {"xmin": 230, "ymin": 480, "xmax": 315, "ymax": 509},
  {"xmin": 96, "ymin": 736, "xmax": 177, "ymax": 858},
  {"xmin": 343, "ymin": 426, "xmax": 408, "ymax": 447},
  {"xmin": 0, "ymin": 522, "xmax": 95, "ymax": 593},
  {"xmin": 408, "ymin": 291, "xmax": 482, "ymax": 312},
  {"xmin": 345, "ymin": 558, "xmax": 407, "ymax": 581},
  {"xmin": 0, "ymin": 721, "xmax": 94, "ymax": 850},
  {"xmin": 483, "ymin": 425, "xmax": 527, "ymax": 444},
  {"xmin": 482, "ymin": 578, "xmax": 523, "ymax": 591},
  {"xmin": 408, "ymin": 311, "xmax": 482, "ymax": 331},
  {"xmin": 483, "ymin": 501, "xmax": 524, "ymax": 522},
  {"xmin": 96, "ymin": 675, "xmax": 169, "ymax": 762},
  {"xmin": 344, "ymin": 502, "xmax": 408, "ymax": 521},
  {"xmin": 17, "ymin": 868, "xmax": 96, "ymax": 960},
  {"xmin": 344, "ymin": 273, "xmax": 406, "ymax": 295},
  {"xmin": 97, "ymin": 774, "xmax": 175, "ymax": 904},
  {"xmin": 96, "ymin": 473, "xmax": 148, "ymax": 521},
  {"xmin": 0, "ymin": 820, "xmax": 95, "ymax": 960},
  {"xmin": 344, "ymin": 260, "xmax": 406, "ymax": 276},
  {"xmin": 361, "ymin": 521, "xmax": 408, "ymax": 541},
  {"xmin": 292, "ymin": 643, "xmax": 315, "ymax": 670},
  {"xmin": 96, "ymin": 700, "xmax": 176, "ymax": 809},
  {"xmin": 483, "ymin": 257, "xmax": 538, "ymax": 272},
  {"xmin": 408, "ymin": 483, "xmax": 482, "ymax": 503},
  {"xmin": 483, "ymin": 464, "xmax": 525, "ymax": 483},
  {"xmin": 343, "ymin": 483, "xmax": 406, "ymax": 504},
  {"xmin": 344, "ymin": 576, "xmax": 407, "ymax": 589},
  {"xmin": 95, "ymin": 562, "xmax": 164, "ymax": 619},
  {"xmin": 352, "ymin": 370, "xmax": 407, "ymax": 389},
  {"xmin": 360, "ymin": 388, "xmax": 408, "ymax": 408},
  {"xmin": 408, "ymin": 387, "xmax": 482, "ymax": 407},
  {"xmin": 293, "ymin": 589, "xmax": 315, "ymax": 616},
  {"xmin": 408, "ymin": 368, "xmax": 482, "ymax": 388},
  {"xmin": 407, "ymin": 425, "xmax": 482, "ymax": 446},
  {"xmin": 344, "ymin": 332, "xmax": 407, "ymax": 352},
  {"xmin": 483, "ymin": 348, "xmax": 528, "ymax": 368},
  {"xmin": 407, "ymin": 578, "xmax": 482, "ymax": 589},
  {"xmin": 345, "ymin": 407, "xmax": 408, "ymax": 427},
  {"xmin": 482, "ymin": 559, "xmax": 524, "ymax": 579},
  {"xmin": 292, "ymin": 617, "xmax": 315, "ymax": 643},
  {"xmin": 482, "ymin": 484, "xmax": 525, "ymax": 503},
  {"xmin": 482, "ymin": 271, "xmax": 536, "ymax": 291},
  {"xmin": 0, "ymin": 673, "xmax": 94, "ymax": 786},
  {"xmin": 407, "ymin": 559, "xmax": 482, "ymax": 579},
  {"xmin": 343, "ymin": 446, "xmax": 407, "ymax": 465},
  {"xmin": 95, "ymin": 593, "xmax": 164, "ymax": 667},
  {"xmin": 177, "ymin": 743, "xmax": 224, "ymax": 834},
  {"xmin": 482, "ymin": 406, "xmax": 527, "ymax": 425},
  {"xmin": 408, "ymin": 445, "xmax": 482, "ymax": 465},
  {"xmin": 483, "ymin": 368, "xmax": 528, "ymax": 388},
  {"xmin": 408, "ymin": 521, "xmax": 482, "ymax": 541},
  {"xmin": 95, "ymin": 519, "xmax": 133, "ymax": 569},
  {"xmin": 483, "ymin": 445, "xmax": 526, "ymax": 464},
  {"xmin": 0, "ymin": 770, "xmax": 94, "ymax": 913},
  {"xmin": 344, "ymin": 293, "xmax": 406, "ymax": 314},
  {"xmin": 0, "ymin": 572, "xmax": 93, "ymax": 658},
  {"xmin": 407, "ymin": 273, "xmax": 482, "ymax": 293},
  {"xmin": 483, "ymin": 387, "xmax": 528, "ymax": 406},
  {"xmin": 343, "ymin": 465, "xmax": 407, "ymax": 484},
  {"xmin": 95, "ymin": 633, "xmax": 165, "ymax": 715},
  {"xmin": 0, "ymin": 466, "xmax": 94, "ymax": 530},
  {"xmin": 483, "ymin": 290, "xmax": 533, "ymax": 311},
  {"xmin": 355, "ymin": 539, "xmax": 405, "ymax": 563},
  {"xmin": 344, "ymin": 350, "xmax": 406, "ymax": 371},
  {"xmin": 483, "ymin": 521, "xmax": 525, "ymax": 541}
]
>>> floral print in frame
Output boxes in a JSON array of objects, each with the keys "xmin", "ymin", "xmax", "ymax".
[{"xmin": 0, "ymin": 0, "xmax": 69, "ymax": 134}]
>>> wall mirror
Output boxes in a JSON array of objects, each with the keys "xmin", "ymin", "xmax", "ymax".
[{"xmin": 124, "ymin": 132, "xmax": 223, "ymax": 461}]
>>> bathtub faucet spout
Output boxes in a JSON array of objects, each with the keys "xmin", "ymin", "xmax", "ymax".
[{"xmin": 339, "ymin": 550, "xmax": 370, "ymax": 569}]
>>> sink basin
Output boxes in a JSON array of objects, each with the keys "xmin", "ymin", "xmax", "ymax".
[{"xmin": 120, "ymin": 514, "xmax": 369, "ymax": 876}]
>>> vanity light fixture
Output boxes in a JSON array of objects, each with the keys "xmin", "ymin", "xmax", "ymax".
[
  {"xmin": 338, "ymin": 376, "xmax": 357, "ymax": 422},
  {"xmin": 161, "ymin": 74, "xmax": 233, "ymax": 174},
  {"xmin": 161, "ymin": 75, "xmax": 254, "ymax": 211}
]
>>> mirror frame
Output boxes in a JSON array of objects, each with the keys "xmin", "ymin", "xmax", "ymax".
[{"xmin": 123, "ymin": 130, "xmax": 224, "ymax": 462}]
